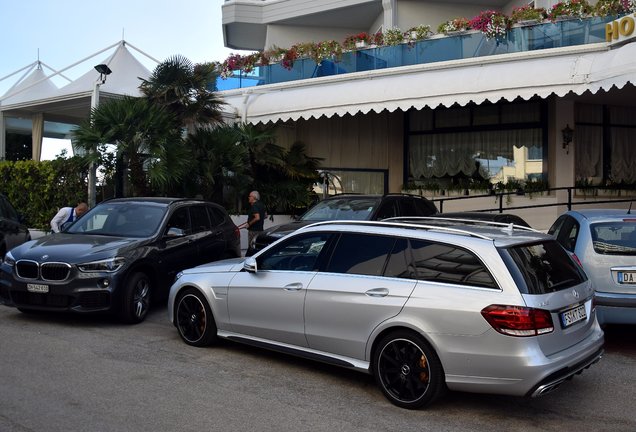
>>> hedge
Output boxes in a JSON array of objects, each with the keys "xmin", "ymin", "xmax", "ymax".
[{"xmin": 0, "ymin": 158, "xmax": 88, "ymax": 230}]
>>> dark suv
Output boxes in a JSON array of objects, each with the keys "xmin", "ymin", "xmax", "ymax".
[
  {"xmin": 252, "ymin": 194, "xmax": 438, "ymax": 253},
  {"xmin": 0, "ymin": 197, "xmax": 240, "ymax": 323},
  {"xmin": 0, "ymin": 194, "xmax": 30, "ymax": 260}
]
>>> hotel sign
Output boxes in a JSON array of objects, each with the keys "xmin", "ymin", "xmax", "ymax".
[{"xmin": 606, "ymin": 14, "xmax": 636, "ymax": 45}]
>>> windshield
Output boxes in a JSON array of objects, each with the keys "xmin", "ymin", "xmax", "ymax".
[
  {"xmin": 66, "ymin": 202, "xmax": 168, "ymax": 237},
  {"xmin": 591, "ymin": 220, "xmax": 636, "ymax": 255},
  {"xmin": 301, "ymin": 197, "xmax": 381, "ymax": 221}
]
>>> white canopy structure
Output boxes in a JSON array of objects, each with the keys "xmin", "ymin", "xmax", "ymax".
[{"xmin": 0, "ymin": 40, "xmax": 158, "ymax": 161}]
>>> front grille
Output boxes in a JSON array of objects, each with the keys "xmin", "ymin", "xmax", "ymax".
[
  {"xmin": 15, "ymin": 260, "xmax": 71, "ymax": 281},
  {"xmin": 41, "ymin": 263, "xmax": 72, "ymax": 281},
  {"xmin": 15, "ymin": 260, "xmax": 39, "ymax": 279}
]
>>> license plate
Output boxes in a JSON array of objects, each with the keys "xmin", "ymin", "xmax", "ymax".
[
  {"xmin": 560, "ymin": 304, "xmax": 587, "ymax": 328},
  {"xmin": 617, "ymin": 271, "xmax": 636, "ymax": 284},
  {"xmin": 27, "ymin": 283, "xmax": 49, "ymax": 293}
]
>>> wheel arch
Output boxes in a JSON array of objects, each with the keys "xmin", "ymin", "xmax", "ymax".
[{"xmin": 367, "ymin": 323, "xmax": 442, "ymax": 370}]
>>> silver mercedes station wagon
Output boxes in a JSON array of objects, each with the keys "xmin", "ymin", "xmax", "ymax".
[{"xmin": 168, "ymin": 218, "xmax": 604, "ymax": 409}]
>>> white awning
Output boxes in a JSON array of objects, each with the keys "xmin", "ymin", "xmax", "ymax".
[{"xmin": 221, "ymin": 41, "xmax": 636, "ymax": 124}]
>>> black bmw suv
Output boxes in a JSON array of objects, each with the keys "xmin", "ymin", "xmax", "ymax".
[
  {"xmin": 0, "ymin": 197, "xmax": 240, "ymax": 323},
  {"xmin": 251, "ymin": 194, "xmax": 438, "ymax": 253}
]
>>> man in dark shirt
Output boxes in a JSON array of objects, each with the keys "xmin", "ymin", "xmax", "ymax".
[{"xmin": 241, "ymin": 190, "xmax": 266, "ymax": 255}]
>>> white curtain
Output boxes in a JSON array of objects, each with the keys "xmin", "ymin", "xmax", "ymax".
[
  {"xmin": 409, "ymin": 128, "xmax": 542, "ymax": 179},
  {"xmin": 31, "ymin": 113, "xmax": 44, "ymax": 161},
  {"xmin": 574, "ymin": 125, "xmax": 602, "ymax": 179},
  {"xmin": 610, "ymin": 127, "xmax": 636, "ymax": 183}
]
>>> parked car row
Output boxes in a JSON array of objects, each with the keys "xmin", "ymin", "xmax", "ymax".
[{"xmin": 1, "ymin": 192, "xmax": 633, "ymax": 409}]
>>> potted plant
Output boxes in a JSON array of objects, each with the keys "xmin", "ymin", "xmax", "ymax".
[
  {"xmin": 314, "ymin": 40, "xmax": 343, "ymax": 64},
  {"xmin": 407, "ymin": 25, "xmax": 432, "ymax": 42},
  {"xmin": 343, "ymin": 32, "xmax": 371, "ymax": 50},
  {"xmin": 437, "ymin": 17, "xmax": 471, "ymax": 35},
  {"xmin": 469, "ymin": 10, "xmax": 510, "ymax": 40},
  {"xmin": 547, "ymin": 0, "xmax": 592, "ymax": 21},
  {"xmin": 371, "ymin": 31, "xmax": 384, "ymax": 46},
  {"xmin": 281, "ymin": 46, "xmax": 299, "ymax": 70},
  {"xmin": 510, "ymin": 5, "xmax": 547, "ymax": 25},
  {"xmin": 593, "ymin": 0, "xmax": 632, "ymax": 16},
  {"xmin": 383, "ymin": 27, "xmax": 406, "ymax": 46}
]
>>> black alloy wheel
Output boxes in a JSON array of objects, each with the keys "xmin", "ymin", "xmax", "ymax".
[
  {"xmin": 175, "ymin": 288, "xmax": 217, "ymax": 347},
  {"xmin": 120, "ymin": 272, "xmax": 151, "ymax": 324},
  {"xmin": 373, "ymin": 330, "xmax": 445, "ymax": 409}
]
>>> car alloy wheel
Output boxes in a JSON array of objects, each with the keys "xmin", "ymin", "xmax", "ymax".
[
  {"xmin": 175, "ymin": 288, "xmax": 217, "ymax": 347},
  {"xmin": 374, "ymin": 331, "xmax": 445, "ymax": 409},
  {"xmin": 121, "ymin": 272, "xmax": 151, "ymax": 324}
]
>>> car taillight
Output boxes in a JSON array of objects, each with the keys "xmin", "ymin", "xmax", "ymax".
[
  {"xmin": 481, "ymin": 305, "xmax": 554, "ymax": 337},
  {"xmin": 233, "ymin": 226, "xmax": 241, "ymax": 239},
  {"xmin": 571, "ymin": 253, "xmax": 583, "ymax": 268}
]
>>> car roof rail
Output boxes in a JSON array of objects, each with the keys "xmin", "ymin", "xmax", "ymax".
[
  {"xmin": 298, "ymin": 219, "xmax": 496, "ymax": 240},
  {"xmin": 385, "ymin": 216, "xmax": 541, "ymax": 233}
]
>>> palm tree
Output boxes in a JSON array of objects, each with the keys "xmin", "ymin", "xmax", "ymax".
[
  {"xmin": 139, "ymin": 55, "xmax": 225, "ymax": 132},
  {"xmin": 73, "ymin": 96, "xmax": 187, "ymax": 197}
]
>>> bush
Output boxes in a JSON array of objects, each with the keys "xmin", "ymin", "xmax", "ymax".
[{"xmin": 0, "ymin": 157, "xmax": 88, "ymax": 230}]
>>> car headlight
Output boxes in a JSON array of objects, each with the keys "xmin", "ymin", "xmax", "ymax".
[
  {"xmin": 3, "ymin": 251, "xmax": 16, "ymax": 267},
  {"xmin": 77, "ymin": 257, "xmax": 125, "ymax": 273}
]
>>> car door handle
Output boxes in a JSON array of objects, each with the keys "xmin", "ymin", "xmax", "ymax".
[
  {"xmin": 284, "ymin": 283, "xmax": 304, "ymax": 291},
  {"xmin": 365, "ymin": 288, "xmax": 389, "ymax": 297}
]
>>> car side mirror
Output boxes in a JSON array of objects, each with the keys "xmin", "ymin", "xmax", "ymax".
[
  {"xmin": 244, "ymin": 257, "xmax": 257, "ymax": 273},
  {"xmin": 165, "ymin": 227, "xmax": 185, "ymax": 237}
]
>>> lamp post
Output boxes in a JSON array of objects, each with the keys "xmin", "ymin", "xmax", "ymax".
[{"xmin": 88, "ymin": 64, "xmax": 112, "ymax": 207}]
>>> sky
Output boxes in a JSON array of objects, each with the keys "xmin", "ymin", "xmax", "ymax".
[{"xmin": 0, "ymin": 0, "xmax": 246, "ymax": 158}]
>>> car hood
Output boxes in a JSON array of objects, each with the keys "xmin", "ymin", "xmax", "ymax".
[
  {"xmin": 10, "ymin": 233, "xmax": 148, "ymax": 263},
  {"xmin": 184, "ymin": 257, "xmax": 246, "ymax": 274}
]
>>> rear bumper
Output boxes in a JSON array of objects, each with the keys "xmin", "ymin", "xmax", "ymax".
[
  {"xmin": 595, "ymin": 291, "xmax": 636, "ymax": 324},
  {"xmin": 527, "ymin": 347, "xmax": 604, "ymax": 397}
]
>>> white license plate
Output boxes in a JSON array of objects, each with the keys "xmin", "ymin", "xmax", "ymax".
[
  {"xmin": 617, "ymin": 271, "xmax": 636, "ymax": 284},
  {"xmin": 27, "ymin": 283, "xmax": 49, "ymax": 293},
  {"xmin": 560, "ymin": 304, "xmax": 587, "ymax": 328}
]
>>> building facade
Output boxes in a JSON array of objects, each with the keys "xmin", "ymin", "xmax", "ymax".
[{"xmin": 219, "ymin": 0, "xmax": 636, "ymax": 228}]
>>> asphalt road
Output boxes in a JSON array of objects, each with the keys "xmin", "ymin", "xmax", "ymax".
[{"xmin": 0, "ymin": 305, "xmax": 634, "ymax": 432}]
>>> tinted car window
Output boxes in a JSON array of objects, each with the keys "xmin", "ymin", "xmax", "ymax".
[
  {"xmin": 591, "ymin": 221, "xmax": 636, "ymax": 255},
  {"xmin": 167, "ymin": 207, "xmax": 190, "ymax": 234},
  {"xmin": 208, "ymin": 206, "xmax": 226, "ymax": 226},
  {"xmin": 301, "ymin": 197, "xmax": 381, "ymax": 221},
  {"xmin": 327, "ymin": 233, "xmax": 396, "ymax": 276},
  {"xmin": 259, "ymin": 233, "xmax": 330, "ymax": 271},
  {"xmin": 414, "ymin": 198, "xmax": 438, "ymax": 216},
  {"xmin": 398, "ymin": 198, "xmax": 416, "ymax": 216},
  {"xmin": 375, "ymin": 199, "xmax": 399, "ymax": 219},
  {"xmin": 384, "ymin": 238, "xmax": 411, "ymax": 278},
  {"xmin": 505, "ymin": 241, "xmax": 586, "ymax": 294},
  {"xmin": 410, "ymin": 239, "xmax": 497, "ymax": 288},
  {"xmin": 0, "ymin": 196, "xmax": 19, "ymax": 221},
  {"xmin": 548, "ymin": 215, "xmax": 579, "ymax": 252},
  {"xmin": 190, "ymin": 206, "xmax": 211, "ymax": 233}
]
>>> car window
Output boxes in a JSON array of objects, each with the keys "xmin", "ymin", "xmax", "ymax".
[
  {"xmin": 549, "ymin": 215, "xmax": 579, "ymax": 252},
  {"xmin": 383, "ymin": 238, "xmax": 412, "ymax": 278},
  {"xmin": 375, "ymin": 199, "xmax": 399, "ymax": 220},
  {"xmin": 398, "ymin": 198, "xmax": 417, "ymax": 216},
  {"xmin": 326, "ymin": 233, "xmax": 396, "ymax": 276},
  {"xmin": 414, "ymin": 198, "xmax": 438, "ymax": 216},
  {"xmin": 590, "ymin": 221, "xmax": 636, "ymax": 255},
  {"xmin": 505, "ymin": 240, "xmax": 586, "ymax": 294},
  {"xmin": 259, "ymin": 233, "xmax": 331, "ymax": 271},
  {"xmin": 207, "ymin": 206, "xmax": 226, "ymax": 226},
  {"xmin": 0, "ymin": 196, "xmax": 19, "ymax": 221},
  {"xmin": 190, "ymin": 206, "xmax": 211, "ymax": 233},
  {"xmin": 301, "ymin": 198, "xmax": 381, "ymax": 221},
  {"xmin": 410, "ymin": 239, "xmax": 497, "ymax": 289},
  {"xmin": 166, "ymin": 207, "xmax": 191, "ymax": 235}
]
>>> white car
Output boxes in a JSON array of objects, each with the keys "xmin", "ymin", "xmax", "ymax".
[{"xmin": 168, "ymin": 218, "xmax": 604, "ymax": 409}]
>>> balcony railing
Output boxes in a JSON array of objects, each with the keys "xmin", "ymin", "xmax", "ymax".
[{"xmin": 217, "ymin": 16, "xmax": 615, "ymax": 91}]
